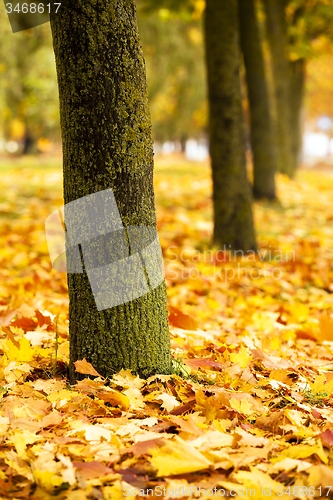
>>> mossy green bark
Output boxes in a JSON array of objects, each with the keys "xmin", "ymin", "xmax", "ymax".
[
  {"xmin": 239, "ymin": 0, "xmax": 277, "ymax": 200},
  {"xmin": 204, "ymin": 0, "xmax": 257, "ymax": 252},
  {"xmin": 263, "ymin": 0, "xmax": 294, "ymax": 177},
  {"xmin": 49, "ymin": 0, "xmax": 171, "ymax": 381}
]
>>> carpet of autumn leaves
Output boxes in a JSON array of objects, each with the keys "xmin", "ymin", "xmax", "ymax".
[{"xmin": 2, "ymin": 157, "xmax": 333, "ymax": 499}]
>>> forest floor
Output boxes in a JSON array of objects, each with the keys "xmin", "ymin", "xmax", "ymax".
[{"xmin": 1, "ymin": 157, "xmax": 333, "ymax": 499}]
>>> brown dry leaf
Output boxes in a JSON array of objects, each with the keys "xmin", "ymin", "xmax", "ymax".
[
  {"xmin": 251, "ymin": 348, "xmax": 291, "ymax": 369},
  {"xmin": 319, "ymin": 429, "xmax": 333, "ymax": 448},
  {"xmin": 72, "ymin": 461, "xmax": 113, "ymax": 480},
  {"xmin": 123, "ymin": 438, "xmax": 165, "ymax": 457}
]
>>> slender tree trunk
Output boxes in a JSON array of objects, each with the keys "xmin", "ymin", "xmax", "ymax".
[
  {"xmin": 263, "ymin": 0, "xmax": 294, "ymax": 177},
  {"xmin": 238, "ymin": 0, "xmax": 277, "ymax": 200},
  {"xmin": 289, "ymin": 59, "xmax": 305, "ymax": 170},
  {"xmin": 22, "ymin": 122, "xmax": 35, "ymax": 155},
  {"xmin": 204, "ymin": 0, "xmax": 257, "ymax": 252},
  {"xmin": 50, "ymin": 0, "xmax": 171, "ymax": 381},
  {"xmin": 180, "ymin": 135, "xmax": 187, "ymax": 153}
]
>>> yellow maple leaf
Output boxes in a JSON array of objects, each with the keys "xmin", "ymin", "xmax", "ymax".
[
  {"xmin": 104, "ymin": 481, "xmax": 132, "ymax": 500},
  {"xmin": 33, "ymin": 470, "xmax": 64, "ymax": 492},
  {"xmin": 229, "ymin": 397, "xmax": 254, "ymax": 416},
  {"xmin": 47, "ymin": 389, "xmax": 80, "ymax": 407},
  {"xmin": 309, "ymin": 374, "xmax": 333, "ymax": 395},
  {"xmin": 9, "ymin": 430, "xmax": 39, "ymax": 457},
  {"xmin": 233, "ymin": 468, "xmax": 282, "ymax": 496},
  {"xmin": 150, "ymin": 437, "xmax": 211, "ymax": 476},
  {"xmin": 287, "ymin": 303, "xmax": 309, "ymax": 322},
  {"xmin": 285, "ymin": 410, "xmax": 306, "ymax": 427},
  {"xmin": 3, "ymin": 336, "xmax": 35, "ymax": 362},
  {"xmin": 112, "ymin": 369, "xmax": 144, "ymax": 389},
  {"xmin": 229, "ymin": 346, "xmax": 251, "ymax": 368},
  {"xmin": 280, "ymin": 441, "xmax": 328, "ymax": 464},
  {"xmin": 307, "ymin": 464, "xmax": 333, "ymax": 488},
  {"xmin": 99, "ymin": 387, "xmax": 130, "ymax": 410}
]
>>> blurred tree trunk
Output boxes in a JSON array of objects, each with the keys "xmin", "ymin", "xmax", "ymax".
[
  {"xmin": 180, "ymin": 135, "xmax": 187, "ymax": 153},
  {"xmin": 50, "ymin": 0, "xmax": 171, "ymax": 382},
  {"xmin": 289, "ymin": 59, "xmax": 305, "ymax": 170},
  {"xmin": 22, "ymin": 123, "xmax": 35, "ymax": 155},
  {"xmin": 263, "ymin": 0, "xmax": 294, "ymax": 177},
  {"xmin": 238, "ymin": 0, "xmax": 277, "ymax": 200},
  {"xmin": 204, "ymin": 0, "xmax": 257, "ymax": 252}
]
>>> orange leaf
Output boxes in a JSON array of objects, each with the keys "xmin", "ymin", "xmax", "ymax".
[
  {"xmin": 10, "ymin": 316, "xmax": 36, "ymax": 331},
  {"xmin": 168, "ymin": 306, "xmax": 198, "ymax": 330},
  {"xmin": 35, "ymin": 309, "xmax": 52, "ymax": 328},
  {"xmin": 0, "ymin": 309, "xmax": 17, "ymax": 327},
  {"xmin": 183, "ymin": 357, "xmax": 221, "ymax": 370},
  {"xmin": 74, "ymin": 358, "xmax": 101, "ymax": 377},
  {"xmin": 318, "ymin": 315, "xmax": 333, "ymax": 342},
  {"xmin": 2, "ymin": 326, "xmax": 20, "ymax": 348}
]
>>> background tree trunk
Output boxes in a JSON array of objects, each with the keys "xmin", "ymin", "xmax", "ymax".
[
  {"xmin": 238, "ymin": 0, "xmax": 277, "ymax": 200},
  {"xmin": 289, "ymin": 59, "xmax": 305, "ymax": 171},
  {"xmin": 22, "ymin": 122, "xmax": 35, "ymax": 155},
  {"xmin": 204, "ymin": 0, "xmax": 257, "ymax": 252},
  {"xmin": 263, "ymin": 0, "xmax": 294, "ymax": 177},
  {"xmin": 50, "ymin": 0, "xmax": 171, "ymax": 381}
]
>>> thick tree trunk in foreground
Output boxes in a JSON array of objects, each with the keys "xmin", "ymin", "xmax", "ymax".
[
  {"xmin": 238, "ymin": 0, "xmax": 277, "ymax": 200},
  {"xmin": 263, "ymin": 0, "xmax": 294, "ymax": 177},
  {"xmin": 50, "ymin": 0, "xmax": 171, "ymax": 381},
  {"xmin": 204, "ymin": 0, "xmax": 257, "ymax": 252},
  {"xmin": 289, "ymin": 59, "xmax": 305, "ymax": 170}
]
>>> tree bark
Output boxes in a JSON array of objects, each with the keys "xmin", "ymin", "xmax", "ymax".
[
  {"xmin": 263, "ymin": 0, "xmax": 294, "ymax": 177},
  {"xmin": 204, "ymin": 0, "xmax": 257, "ymax": 252},
  {"xmin": 289, "ymin": 59, "xmax": 305, "ymax": 170},
  {"xmin": 50, "ymin": 0, "xmax": 171, "ymax": 381},
  {"xmin": 238, "ymin": 0, "xmax": 277, "ymax": 200}
]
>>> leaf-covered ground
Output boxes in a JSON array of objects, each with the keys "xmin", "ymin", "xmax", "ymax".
[{"xmin": 1, "ymin": 157, "xmax": 333, "ymax": 499}]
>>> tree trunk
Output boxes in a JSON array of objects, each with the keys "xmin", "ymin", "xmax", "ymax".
[
  {"xmin": 180, "ymin": 135, "xmax": 187, "ymax": 154},
  {"xmin": 289, "ymin": 59, "xmax": 305, "ymax": 171},
  {"xmin": 204, "ymin": 0, "xmax": 257, "ymax": 252},
  {"xmin": 238, "ymin": 0, "xmax": 277, "ymax": 200},
  {"xmin": 50, "ymin": 0, "xmax": 171, "ymax": 381},
  {"xmin": 263, "ymin": 0, "xmax": 294, "ymax": 177},
  {"xmin": 22, "ymin": 122, "xmax": 35, "ymax": 155}
]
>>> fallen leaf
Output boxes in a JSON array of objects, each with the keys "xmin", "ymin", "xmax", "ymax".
[
  {"xmin": 150, "ymin": 436, "xmax": 211, "ymax": 476},
  {"xmin": 168, "ymin": 306, "xmax": 198, "ymax": 330},
  {"xmin": 74, "ymin": 358, "xmax": 101, "ymax": 377},
  {"xmin": 319, "ymin": 429, "xmax": 333, "ymax": 448}
]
